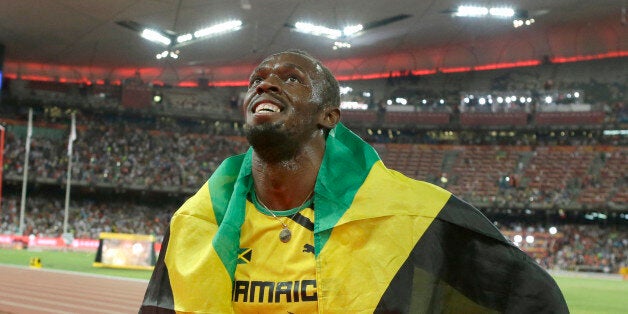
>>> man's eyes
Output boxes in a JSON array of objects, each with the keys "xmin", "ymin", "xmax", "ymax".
[
  {"xmin": 249, "ymin": 77, "xmax": 262, "ymax": 86},
  {"xmin": 286, "ymin": 76, "xmax": 301, "ymax": 83},
  {"xmin": 249, "ymin": 75, "xmax": 302, "ymax": 86}
]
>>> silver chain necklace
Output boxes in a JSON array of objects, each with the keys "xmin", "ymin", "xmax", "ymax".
[{"xmin": 255, "ymin": 190, "xmax": 313, "ymax": 243}]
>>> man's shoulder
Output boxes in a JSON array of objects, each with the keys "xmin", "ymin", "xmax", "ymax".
[
  {"xmin": 370, "ymin": 161, "xmax": 450, "ymax": 198},
  {"xmin": 172, "ymin": 180, "xmax": 216, "ymax": 223}
]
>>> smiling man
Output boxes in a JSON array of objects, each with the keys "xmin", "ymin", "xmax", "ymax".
[{"xmin": 140, "ymin": 50, "xmax": 568, "ymax": 313}]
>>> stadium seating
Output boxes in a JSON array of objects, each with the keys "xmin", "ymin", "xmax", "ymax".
[{"xmin": 0, "ymin": 57, "xmax": 625, "ymax": 276}]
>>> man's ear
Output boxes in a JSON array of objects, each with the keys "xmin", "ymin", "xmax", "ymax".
[{"xmin": 318, "ymin": 107, "xmax": 341, "ymax": 129}]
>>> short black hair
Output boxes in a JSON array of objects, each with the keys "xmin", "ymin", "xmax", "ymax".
[{"xmin": 272, "ymin": 49, "xmax": 340, "ymax": 109}]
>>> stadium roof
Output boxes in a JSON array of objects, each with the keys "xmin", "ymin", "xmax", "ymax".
[{"xmin": 1, "ymin": 0, "xmax": 626, "ymax": 86}]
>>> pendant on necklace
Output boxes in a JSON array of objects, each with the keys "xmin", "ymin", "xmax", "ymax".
[{"xmin": 279, "ymin": 227, "xmax": 292, "ymax": 243}]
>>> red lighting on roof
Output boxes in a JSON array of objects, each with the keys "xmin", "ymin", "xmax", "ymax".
[
  {"xmin": 440, "ymin": 66, "xmax": 472, "ymax": 73},
  {"xmin": 336, "ymin": 73, "xmax": 390, "ymax": 81},
  {"xmin": 3, "ymin": 51, "xmax": 626, "ymax": 85},
  {"xmin": 412, "ymin": 69, "xmax": 438, "ymax": 76},
  {"xmin": 209, "ymin": 81, "xmax": 249, "ymax": 87},
  {"xmin": 551, "ymin": 51, "xmax": 628, "ymax": 63},
  {"xmin": 177, "ymin": 81, "xmax": 198, "ymax": 88},
  {"xmin": 474, "ymin": 60, "xmax": 540, "ymax": 71}
]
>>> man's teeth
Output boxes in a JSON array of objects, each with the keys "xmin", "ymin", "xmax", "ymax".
[{"xmin": 255, "ymin": 103, "xmax": 281, "ymax": 113}]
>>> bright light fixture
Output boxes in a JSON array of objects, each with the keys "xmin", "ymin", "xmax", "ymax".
[
  {"xmin": 294, "ymin": 22, "xmax": 364, "ymax": 40},
  {"xmin": 141, "ymin": 29, "xmax": 171, "ymax": 46},
  {"xmin": 513, "ymin": 234, "xmax": 522, "ymax": 243},
  {"xmin": 295, "ymin": 22, "xmax": 342, "ymax": 39},
  {"xmin": 395, "ymin": 97, "xmax": 408, "ymax": 105},
  {"xmin": 177, "ymin": 33, "xmax": 193, "ymax": 43},
  {"xmin": 489, "ymin": 8, "xmax": 515, "ymax": 17},
  {"xmin": 545, "ymin": 96, "xmax": 553, "ymax": 104},
  {"xmin": 513, "ymin": 18, "xmax": 535, "ymax": 28},
  {"xmin": 455, "ymin": 5, "xmax": 489, "ymax": 17},
  {"xmin": 343, "ymin": 24, "xmax": 363, "ymax": 36},
  {"xmin": 339, "ymin": 86, "xmax": 353, "ymax": 95},
  {"xmin": 194, "ymin": 20, "xmax": 243, "ymax": 38},
  {"xmin": 333, "ymin": 41, "xmax": 352, "ymax": 50},
  {"xmin": 156, "ymin": 50, "xmax": 179, "ymax": 60},
  {"xmin": 525, "ymin": 235, "xmax": 534, "ymax": 244}
]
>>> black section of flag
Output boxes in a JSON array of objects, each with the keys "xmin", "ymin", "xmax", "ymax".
[
  {"xmin": 140, "ymin": 228, "xmax": 175, "ymax": 313},
  {"xmin": 375, "ymin": 196, "xmax": 568, "ymax": 313},
  {"xmin": 238, "ymin": 248, "xmax": 253, "ymax": 264},
  {"xmin": 290, "ymin": 212, "xmax": 314, "ymax": 231}
]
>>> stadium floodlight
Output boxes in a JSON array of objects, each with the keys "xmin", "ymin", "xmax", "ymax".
[
  {"xmin": 454, "ymin": 6, "xmax": 489, "ymax": 17},
  {"xmin": 525, "ymin": 235, "xmax": 534, "ymax": 244},
  {"xmin": 545, "ymin": 96, "xmax": 553, "ymax": 104},
  {"xmin": 489, "ymin": 7, "xmax": 515, "ymax": 18},
  {"xmin": 294, "ymin": 22, "xmax": 342, "ymax": 39},
  {"xmin": 343, "ymin": 24, "xmax": 363, "ymax": 36},
  {"xmin": 194, "ymin": 20, "xmax": 243, "ymax": 38},
  {"xmin": 339, "ymin": 86, "xmax": 353, "ymax": 95},
  {"xmin": 177, "ymin": 33, "xmax": 193, "ymax": 43},
  {"xmin": 156, "ymin": 50, "xmax": 179, "ymax": 60},
  {"xmin": 333, "ymin": 41, "xmax": 352, "ymax": 50},
  {"xmin": 141, "ymin": 29, "xmax": 172, "ymax": 46},
  {"xmin": 513, "ymin": 234, "xmax": 523, "ymax": 243},
  {"xmin": 156, "ymin": 50, "xmax": 169, "ymax": 59}
]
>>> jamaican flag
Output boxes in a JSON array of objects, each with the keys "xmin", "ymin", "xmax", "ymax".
[{"xmin": 141, "ymin": 123, "xmax": 568, "ymax": 313}]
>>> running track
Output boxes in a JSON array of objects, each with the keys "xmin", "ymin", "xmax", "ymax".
[{"xmin": 0, "ymin": 264, "xmax": 148, "ymax": 314}]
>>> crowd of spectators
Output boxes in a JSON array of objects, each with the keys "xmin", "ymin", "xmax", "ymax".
[
  {"xmin": 0, "ymin": 194, "xmax": 172, "ymax": 239},
  {"xmin": 1, "ymin": 103, "xmax": 626, "ymax": 209},
  {"xmin": 501, "ymin": 223, "xmax": 628, "ymax": 274},
  {"xmin": 2, "ymin": 111, "xmax": 249, "ymax": 192}
]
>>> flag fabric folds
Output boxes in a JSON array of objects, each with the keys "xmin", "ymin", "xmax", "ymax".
[{"xmin": 141, "ymin": 123, "xmax": 568, "ymax": 313}]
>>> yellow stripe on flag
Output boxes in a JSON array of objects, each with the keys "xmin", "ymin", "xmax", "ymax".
[{"xmin": 317, "ymin": 161, "xmax": 451, "ymax": 312}]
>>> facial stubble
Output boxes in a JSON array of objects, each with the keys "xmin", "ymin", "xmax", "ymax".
[{"xmin": 244, "ymin": 120, "xmax": 309, "ymax": 163}]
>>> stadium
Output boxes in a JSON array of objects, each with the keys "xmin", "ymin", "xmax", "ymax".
[{"xmin": 0, "ymin": 0, "xmax": 626, "ymax": 313}]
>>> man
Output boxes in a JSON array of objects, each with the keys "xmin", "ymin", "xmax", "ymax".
[{"xmin": 141, "ymin": 50, "xmax": 568, "ymax": 313}]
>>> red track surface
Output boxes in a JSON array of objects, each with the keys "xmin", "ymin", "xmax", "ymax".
[{"xmin": 0, "ymin": 264, "xmax": 148, "ymax": 314}]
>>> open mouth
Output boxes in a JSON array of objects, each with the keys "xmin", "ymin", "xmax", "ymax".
[{"xmin": 253, "ymin": 102, "xmax": 282, "ymax": 114}]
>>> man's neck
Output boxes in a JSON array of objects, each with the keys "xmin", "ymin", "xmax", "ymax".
[{"xmin": 251, "ymin": 143, "xmax": 324, "ymax": 211}]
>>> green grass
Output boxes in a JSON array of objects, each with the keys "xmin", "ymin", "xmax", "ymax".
[
  {"xmin": 554, "ymin": 276, "xmax": 628, "ymax": 314},
  {"xmin": 0, "ymin": 248, "xmax": 152, "ymax": 280},
  {"xmin": 1, "ymin": 249, "xmax": 627, "ymax": 313}
]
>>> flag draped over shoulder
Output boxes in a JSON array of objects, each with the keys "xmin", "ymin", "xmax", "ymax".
[{"xmin": 141, "ymin": 123, "xmax": 568, "ymax": 313}]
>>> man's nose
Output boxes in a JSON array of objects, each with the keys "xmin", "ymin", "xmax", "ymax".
[{"xmin": 256, "ymin": 75, "xmax": 281, "ymax": 94}]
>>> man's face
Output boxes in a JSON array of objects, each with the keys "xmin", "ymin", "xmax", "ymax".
[{"xmin": 242, "ymin": 52, "xmax": 325, "ymax": 160}]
